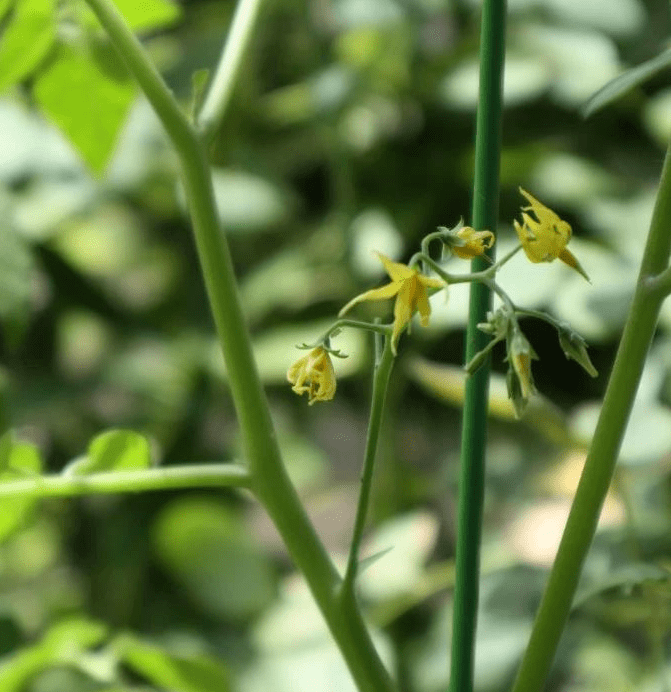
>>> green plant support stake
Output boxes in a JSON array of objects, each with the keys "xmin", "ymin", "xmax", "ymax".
[{"xmin": 449, "ymin": 1, "xmax": 507, "ymax": 691}]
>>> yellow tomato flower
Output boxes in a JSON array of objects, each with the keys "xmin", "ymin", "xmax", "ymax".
[
  {"xmin": 451, "ymin": 226, "xmax": 495, "ymax": 259},
  {"xmin": 514, "ymin": 187, "xmax": 589, "ymax": 281},
  {"xmin": 287, "ymin": 346, "xmax": 336, "ymax": 404},
  {"xmin": 339, "ymin": 253, "xmax": 444, "ymax": 355}
]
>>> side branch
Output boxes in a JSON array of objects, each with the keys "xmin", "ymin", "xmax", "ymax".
[
  {"xmin": 0, "ymin": 464, "xmax": 252, "ymax": 498},
  {"xmin": 644, "ymin": 264, "xmax": 671, "ymax": 298},
  {"xmin": 197, "ymin": 0, "xmax": 266, "ymax": 143}
]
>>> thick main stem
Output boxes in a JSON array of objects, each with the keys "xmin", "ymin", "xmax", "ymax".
[
  {"xmin": 449, "ymin": 1, "xmax": 506, "ymax": 691},
  {"xmin": 80, "ymin": 2, "xmax": 395, "ymax": 689},
  {"xmin": 511, "ymin": 144, "xmax": 671, "ymax": 692}
]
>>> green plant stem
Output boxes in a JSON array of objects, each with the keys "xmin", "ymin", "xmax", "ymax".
[
  {"xmin": 511, "ymin": 142, "xmax": 671, "ymax": 692},
  {"xmin": 0, "ymin": 464, "xmax": 251, "ymax": 497},
  {"xmin": 645, "ymin": 263, "xmax": 671, "ymax": 297},
  {"xmin": 342, "ymin": 334, "xmax": 395, "ymax": 597},
  {"xmin": 81, "ymin": 2, "xmax": 395, "ymax": 690},
  {"xmin": 322, "ymin": 319, "xmax": 393, "ymax": 342},
  {"xmin": 197, "ymin": 0, "xmax": 265, "ymax": 143},
  {"xmin": 449, "ymin": 1, "xmax": 507, "ymax": 691},
  {"xmin": 418, "ymin": 254, "xmax": 516, "ymax": 315}
]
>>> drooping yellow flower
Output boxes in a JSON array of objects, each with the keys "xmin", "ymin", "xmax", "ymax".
[
  {"xmin": 509, "ymin": 330, "xmax": 537, "ymax": 400},
  {"xmin": 451, "ymin": 226, "xmax": 495, "ymax": 260},
  {"xmin": 339, "ymin": 253, "xmax": 444, "ymax": 354},
  {"xmin": 287, "ymin": 346, "xmax": 336, "ymax": 404},
  {"xmin": 506, "ymin": 328, "xmax": 538, "ymax": 418},
  {"xmin": 514, "ymin": 187, "xmax": 589, "ymax": 281}
]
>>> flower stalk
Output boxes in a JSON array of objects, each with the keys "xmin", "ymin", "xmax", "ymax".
[{"xmin": 342, "ymin": 333, "xmax": 396, "ymax": 598}]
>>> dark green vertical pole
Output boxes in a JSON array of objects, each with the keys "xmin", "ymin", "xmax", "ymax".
[{"xmin": 449, "ymin": 2, "xmax": 507, "ymax": 691}]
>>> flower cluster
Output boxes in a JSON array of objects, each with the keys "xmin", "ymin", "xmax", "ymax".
[{"xmin": 288, "ymin": 188, "xmax": 595, "ymax": 416}]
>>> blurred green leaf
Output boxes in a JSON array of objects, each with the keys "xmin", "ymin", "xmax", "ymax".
[
  {"xmin": 0, "ymin": 226, "xmax": 32, "ymax": 321},
  {"xmin": 33, "ymin": 43, "xmax": 135, "ymax": 174},
  {"xmin": 240, "ymin": 249, "xmax": 350, "ymax": 324},
  {"xmin": 77, "ymin": 0, "xmax": 182, "ymax": 32},
  {"xmin": 0, "ymin": 431, "xmax": 42, "ymax": 542},
  {"xmin": 0, "ymin": 618, "xmax": 107, "ymax": 692},
  {"xmin": 358, "ymin": 511, "xmax": 438, "ymax": 601},
  {"xmin": 115, "ymin": 634, "xmax": 231, "ymax": 692},
  {"xmin": 112, "ymin": 0, "xmax": 182, "ymax": 32},
  {"xmin": 541, "ymin": 0, "xmax": 645, "ymax": 36},
  {"xmin": 643, "ymin": 88, "xmax": 671, "ymax": 147},
  {"xmin": 153, "ymin": 498, "xmax": 276, "ymax": 620},
  {"xmin": 441, "ymin": 56, "xmax": 550, "ymax": 109},
  {"xmin": 0, "ymin": 432, "xmax": 41, "ymax": 475},
  {"xmin": 0, "ymin": 0, "xmax": 15, "ymax": 22},
  {"xmin": 247, "ymin": 574, "xmax": 393, "ymax": 692},
  {"xmin": 64, "ymin": 429, "xmax": 152, "ymax": 475},
  {"xmin": 583, "ymin": 49, "xmax": 671, "ymax": 118},
  {"xmin": 574, "ymin": 564, "xmax": 671, "ymax": 609},
  {"xmin": 518, "ymin": 25, "xmax": 620, "ymax": 107},
  {"xmin": 570, "ymin": 400, "xmax": 671, "ymax": 467},
  {"xmin": 190, "ymin": 169, "xmax": 291, "ymax": 233},
  {"xmin": 0, "ymin": 0, "xmax": 56, "ymax": 93}
]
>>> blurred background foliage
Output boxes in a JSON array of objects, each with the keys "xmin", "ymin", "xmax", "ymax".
[{"xmin": 1, "ymin": 0, "xmax": 671, "ymax": 689}]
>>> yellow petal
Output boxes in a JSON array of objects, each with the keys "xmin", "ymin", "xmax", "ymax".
[
  {"xmin": 418, "ymin": 274, "xmax": 445, "ymax": 289},
  {"xmin": 374, "ymin": 252, "xmax": 415, "ymax": 282},
  {"xmin": 338, "ymin": 281, "xmax": 400, "ymax": 317},
  {"xmin": 391, "ymin": 280, "xmax": 415, "ymax": 354},
  {"xmin": 287, "ymin": 353, "xmax": 310, "ymax": 389},
  {"xmin": 452, "ymin": 227, "xmax": 495, "ymax": 259},
  {"xmin": 308, "ymin": 350, "xmax": 336, "ymax": 403},
  {"xmin": 558, "ymin": 247, "xmax": 590, "ymax": 282},
  {"xmin": 516, "ymin": 188, "xmax": 574, "ymax": 261},
  {"xmin": 415, "ymin": 281, "xmax": 432, "ymax": 327},
  {"xmin": 519, "ymin": 188, "xmax": 562, "ymax": 226},
  {"xmin": 288, "ymin": 347, "xmax": 336, "ymax": 403}
]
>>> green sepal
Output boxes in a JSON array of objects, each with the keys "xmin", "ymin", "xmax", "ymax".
[{"xmin": 558, "ymin": 325, "xmax": 598, "ymax": 378}]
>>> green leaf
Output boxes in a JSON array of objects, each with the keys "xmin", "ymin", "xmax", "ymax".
[
  {"xmin": 153, "ymin": 498, "xmax": 276, "ymax": 620},
  {"xmin": 0, "ymin": 436, "xmax": 41, "ymax": 476},
  {"xmin": 178, "ymin": 168, "xmax": 292, "ymax": 233},
  {"xmin": 0, "ymin": 0, "xmax": 15, "ymax": 23},
  {"xmin": 573, "ymin": 563, "xmax": 670, "ymax": 609},
  {"xmin": 77, "ymin": 0, "xmax": 182, "ymax": 33},
  {"xmin": 118, "ymin": 0, "xmax": 181, "ymax": 32},
  {"xmin": 33, "ymin": 42, "xmax": 136, "ymax": 174},
  {"xmin": 582, "ymin": 48, "xmax": 671, "ymax": 118},
  {"xmin": 0, "ymin": 618, "xmax": 107, "ymax": 692},
  {"xmin": 0, "ymin": 226, "xmax": 32, "ymax": 317},
  {"xmin": 64, "ymin": 429, "xmax": 151, "ymax": 475},
  {"xmin": 115, "ymin": 634, "xmax": 231, "ymax": 692},
  {"xmin": 0, "ymin": 0, "xmax": 56, "ymax": 93},
  {"xmin": 0, "ymin": 432, "xmax": 42, "ymax": 543}
]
